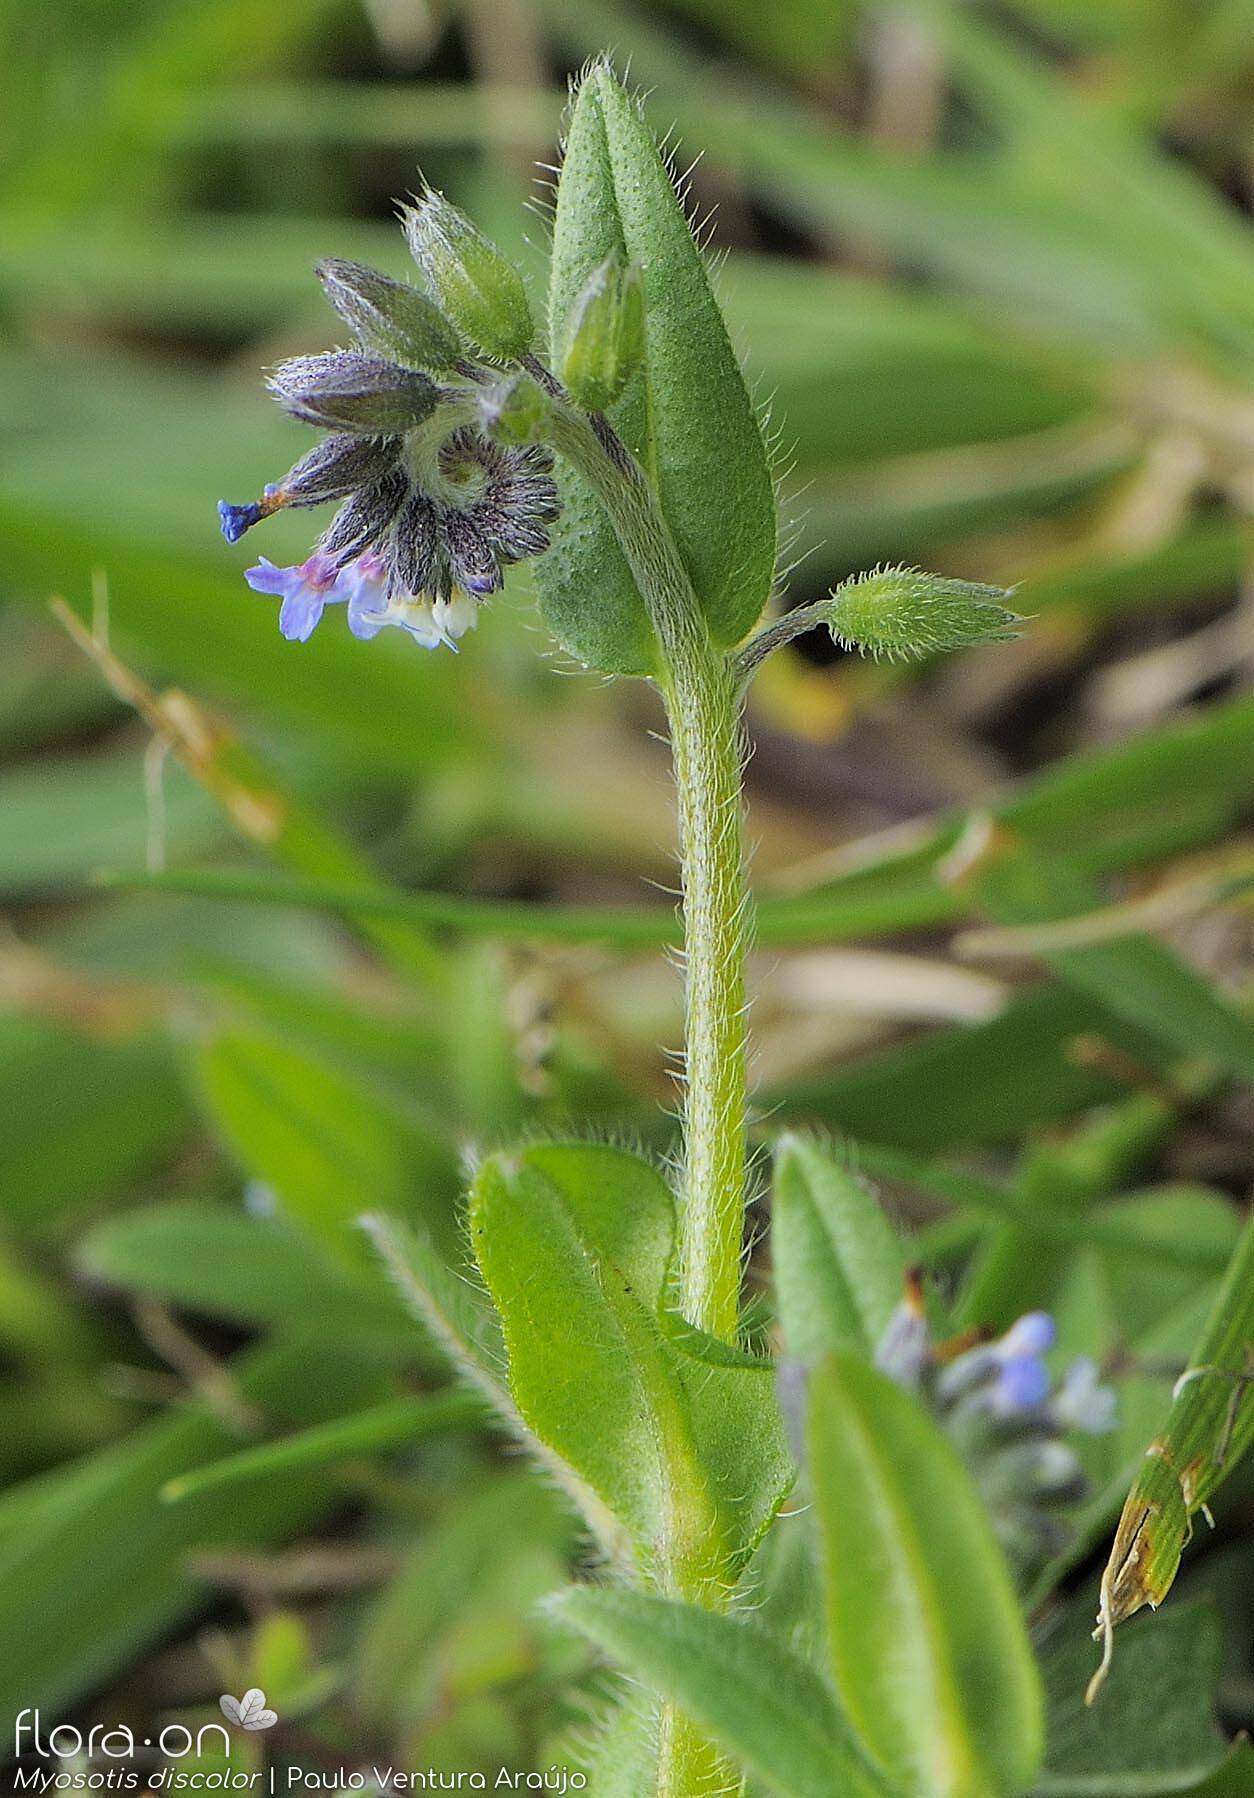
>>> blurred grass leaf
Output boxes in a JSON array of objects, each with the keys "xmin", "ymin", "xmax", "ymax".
[
  {"xmin": 1036, "ymin": 1602, "xmax": 1226, "ymax": 1795},
  {"xmin": 197, "ymin": 1026, "xmax": 459, "ymax": 1269},
  {"xmin": 0, "ymin": 1341, "xmax": 390, "ymax": 1718},
  {"xmin": 162, "ymin": 1388, "xmax": 485, "ymax": 1503},
  {"xmin": 966, "ymin": 833, "xmax": 1254, "ymax": 1083},
  {"xmin": 0, "ymin": 1016, "xmax": 188, "ymax": 1229},
  {"xmin": 776, "ymin": 983, "xmax": 1172, "ymax": 1151},
  {"xmin": 79, "ymin": 1199, "xmax": 420, "ymax": 1357},
  {"xmin": 104, "ymin": 686, "xmax": 1254, "ymax": 961}
]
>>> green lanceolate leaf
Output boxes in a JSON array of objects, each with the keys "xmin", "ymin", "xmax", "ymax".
[
  {"xmin": 550, "ymin": 1586, "xmax": 897, "ymax": 1798},
  {"xmin": 470, "ymin": 1143, "xmax": 718, "ymax": 1578},
  {"xmin": 538, "ymin": 62, "xmax": 775, "ymax": 673},
  {"xmin": 1090, "ymin": 1212, "xmax": 1254, "ymax": 1697},
  {"xmin": 468, "ymin": 1143, "xmax": 788, "ymax": 1587},
  {"xmin": 772, "ymin": 1134, "xmax": 906, "ymax": 1362},
  {"xmin": 808, "ymin": 1353, "xmax": 1044, "ymax": 1798},
  {"xmin": 663, "ymin": 1319, "xmax": 795, "ymax": 1571},
  {"xmin": 364, "ymin": 1208, "xmax": 636, "ymax": 1568}
]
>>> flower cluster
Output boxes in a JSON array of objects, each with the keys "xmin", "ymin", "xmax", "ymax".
[
  {"xmin": 875, "ymin": 1274, "xmax": 1116, "ymax": 1568},
  {"xmin": 217, "ymin": 224, "xmax": 560, "ymax": 652}
]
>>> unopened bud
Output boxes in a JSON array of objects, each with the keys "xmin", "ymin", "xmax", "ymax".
[
  {"xmin": 278, "ymin": 432, "xmax": 400, "ymax": 505},
  {"xmin": 560, "ymin": 253, "xmax": 645, "ymax": 412},
  {"xmin": 477, "ymin": 371, "xmax": 551, "ymax": 445},
  {"xmin": 401, "ymin": 189, "xmax": 533, "ymax": 362},
  {"xmin": 267, "ymin": 351, "xmax": 439, "ymax": 434},
  {"xmin": 824, "ymin": 567, "xmax": 1021, "ymax": 661},
  {"xmin": 315, "ymin": 258, "xmax": 463, "ymax": 372}
]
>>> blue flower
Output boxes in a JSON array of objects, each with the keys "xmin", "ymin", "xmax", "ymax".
[
  {"xmin": 872, "ymin": 1286, "xmax": 1116, "ymax": 1572},
  {"xmin": 998, "ymin": 1312, "xmax": 1056, "ymax": 1358},
  {"xmin": 986, "ymin": 1352, "xmax": 1052, "ymax": 1418},
  {"xmin": 936, "ymin": 1310, "xmax": 1057, "ymax": 1413},
  {"xmin": 1051, "ymin": 1356, "xmax": 1118, "ymax": 1434},
  {"xmin": 347, "ymin": 581, "xmax": 479, "ymax": 652},
  {"xmin": 243, "ymin": 551, "xmax": 362, "ymax": 643},
  {"xmin": 218, "ymin": 499, "xmax": 267, "ymax": 544}
]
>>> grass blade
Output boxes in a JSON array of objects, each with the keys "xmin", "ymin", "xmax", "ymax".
[
  {"xmin": 161, "ymin": 1389, "xmax": 484, "ymax": 1503},
  {"xmin": 1089, "ymin": 1213, "xmax": 1254, "ymax": 1700}
]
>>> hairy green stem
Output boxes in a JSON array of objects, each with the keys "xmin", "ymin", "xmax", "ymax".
[
  {"xmin": 543, "ymin": 393, "xmax": 749, "ymax": 1344},
  {"xmin": 733, "ymin": 599, "xmax": 836, "ymax": 683},
  {"xmin": 657, "ymin": 638, "xmax": 749, "ymax": 1344},
  {"xmin": 657, "ymin": 1705, "xmax": 739, "ymax": 1798}
]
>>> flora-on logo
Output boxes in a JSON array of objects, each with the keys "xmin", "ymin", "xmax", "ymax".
[{"xmin": 219, "ymin": 1688, "xmax": 278, "ymax": 1731}]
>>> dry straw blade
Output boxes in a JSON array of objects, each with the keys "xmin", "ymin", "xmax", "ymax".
[{"xmin": 1088, "ymin": 1212, "xmax": 1254, "ymax": 1703}]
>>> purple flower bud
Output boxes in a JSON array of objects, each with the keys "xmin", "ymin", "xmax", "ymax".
[
  {"xmin": 267, "ymin": 351, "xmax": 439, "ymax": 434},
  {"xmin": 278, "ymin": 433, "xmax": 401, "ymax": 507},
  {"xmin": 218, "ymin": 499, "xmax": 266, "ymax": 544}
]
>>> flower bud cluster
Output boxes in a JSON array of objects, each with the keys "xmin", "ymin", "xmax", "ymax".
[{"xmin": 217, "ymin": 196, "xmax": 558, "ymax": 651}]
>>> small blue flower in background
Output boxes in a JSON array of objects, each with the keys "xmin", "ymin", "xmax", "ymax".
[
  {"xmin": 987, "ymin": 1351, "xmax": 1053, "ymax": 1418},
  {"xmin": 997, "ymin": 1310, "xmax": 1057, "ymax": 1359},
  {"xmin": 872, "ymin": 1290, "xmax": 1117, "ymax": 1570},
  {"xmin": 1052, "ymin": 1355, "xmax": 1119, "ymax": 1434},
  {"xmin": 937, "ymin": 1309, "xmax": 1058, "ymax": 1417}
]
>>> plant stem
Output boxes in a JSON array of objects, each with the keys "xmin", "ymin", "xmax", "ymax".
[
  {"xmin": 543, "ymin": 393, "xmax": 749, "ymax": 1343},
  {"xmin": 657, "ymin": 635, "xmax": 749, "ymax": 1344},
  {"xmin": 657, "ymin": 1704, "xmax": 738, "ymax": 1797}
]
